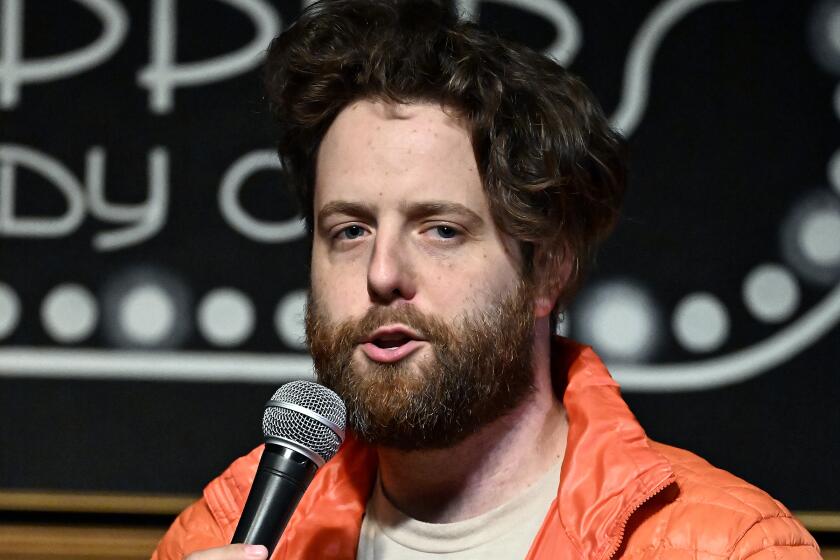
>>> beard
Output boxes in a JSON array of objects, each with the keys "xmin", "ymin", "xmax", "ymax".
[{"xmin": 305, "ymin": 282, "xmax": 536, "ymax": 451}]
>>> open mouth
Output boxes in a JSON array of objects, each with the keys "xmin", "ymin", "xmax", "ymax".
[
  {"xmin": 371, "ymin": 332, "xmax": 413, "ymax": 349},
  {"xmin": 361, "ymin": 326, "xmax": 425, "ymax": 363}
]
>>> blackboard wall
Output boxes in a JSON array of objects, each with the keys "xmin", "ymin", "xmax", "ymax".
[{"xmin": 1, "ymin": 0, "xmax": 838, "ymax": 513}]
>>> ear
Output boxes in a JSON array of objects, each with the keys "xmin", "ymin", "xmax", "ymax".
[{"xmin": 532, "ymin": 245, "xmax": 573, "ymax": 319}]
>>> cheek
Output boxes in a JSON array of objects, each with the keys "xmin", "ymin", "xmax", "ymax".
[
  {"xmin": 311, "ymin": 250, "xmax": 369, "ymax": 313},
  {"xmin": 427, "ymin": 252, "xmax": 520, "ymax": 305}
]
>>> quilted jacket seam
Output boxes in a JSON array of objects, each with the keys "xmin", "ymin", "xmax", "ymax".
[
  {"xmin": 624, "ymin": 543, "xmax": 724, "ymax": 560},
  {"xmin": 654, "ymin": 457, "xmax": 804, "ymax": 559},
  {"xmin": 654, "ymin": 489, "xmax": 678, "ymax": 558},
  {"xmin": 219, "ymin": 471, "xmax": 238, "ymax": 528},
  {"xmin": 656, "ymin": 545, "xmax": 729, "ymax": 558},
  {"xmin": 728, "ymin": 513, "xmax": 814, "ymax": 560},
  {"xmin": 208, "ymin": 469, "xmax": 241, "ymax": 531},
  {"xmin": 676, "ymin": 461, "xmax": 767, "ymax": 521},
  {"xmin": 738, "ymin": 543, "xmax": 820, "ymax": 560},
  {"xmin": 758, "ymin": 516, "xmax": 780, "ymax": 560},
  {"xmin": 716, "ymin": 484, "xmax": 784, "ymax": 517},
  {"xmin": 673, "ymin": 459, "xmax": 788, "ymax": 531}
]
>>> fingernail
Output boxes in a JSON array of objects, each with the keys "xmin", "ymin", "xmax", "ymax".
[{"xmin": 245, "ymin": 544, "xmax": 268, "ymax": 558}]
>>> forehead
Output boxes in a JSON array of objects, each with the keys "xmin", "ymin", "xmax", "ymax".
[{"xmin": 314, "ymin": 99, "xmax": 487, "ymax": 211}]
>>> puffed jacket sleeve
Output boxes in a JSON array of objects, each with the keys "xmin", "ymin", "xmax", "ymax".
[
  {"xmin": 151, "ymin": 447, "xmax": 263, "ymax": 559},
  {"xmin": 152, "ymin": 497, "xmax": 228, "ymax": 560},
  {"xmin": 727, "ymin": 515, "xmax": 822, "ymax": 560}
]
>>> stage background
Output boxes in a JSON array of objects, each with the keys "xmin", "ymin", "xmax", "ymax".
[{"xmin": 1, "ymin": 0, "xmax": 838, "ymax": 536}]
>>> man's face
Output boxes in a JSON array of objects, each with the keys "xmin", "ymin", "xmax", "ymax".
[{"xmin": 306, "ymin": 100, "xmax": 538, "ymax": 449}]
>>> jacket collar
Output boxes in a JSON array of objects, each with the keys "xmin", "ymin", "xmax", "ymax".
[
  {"xmin": 272, "ymin": 337, "xmax": 675, "ymax": 559},
  {"xmin": 553, "ymin": 338, "xmax": 675, "ymax": 559}
]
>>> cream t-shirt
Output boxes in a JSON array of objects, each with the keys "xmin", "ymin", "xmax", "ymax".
[{"xmin": 357, "ymin": 461, "xmax": 561, "ymax": 559}]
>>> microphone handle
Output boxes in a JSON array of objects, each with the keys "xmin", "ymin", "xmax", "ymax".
[{"xmin": 231, "ymin": 444, "xmax": 319, "ymax": 552}]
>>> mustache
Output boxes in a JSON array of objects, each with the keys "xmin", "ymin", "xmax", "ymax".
[
  {"xmin": 345, "ymin": 305, "xmax": 451, "ymax": 345},
  {"xmin": 305, "ymin": 299, "xmax": 458, "ymax": 355}
]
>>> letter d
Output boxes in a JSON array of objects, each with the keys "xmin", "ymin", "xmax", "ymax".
[{"xmin": 0, "ymin": 144, "xmax": 86, "ymax": 237}]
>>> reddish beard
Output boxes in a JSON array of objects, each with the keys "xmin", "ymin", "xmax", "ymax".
[{"xmin": 305, "ymin": 282, "xmax": 536, "ymax": 450}]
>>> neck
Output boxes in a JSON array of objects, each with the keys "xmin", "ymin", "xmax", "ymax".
[{"xmin": 375, "ymin": 321, "xmax": 567, "ymax": 523}]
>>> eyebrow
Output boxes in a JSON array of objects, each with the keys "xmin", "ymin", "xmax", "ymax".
[
  {"xmin": 317, "ymin": 201, "xmax": 377, "ymax": 225},
  {"xmin": 400, "ymin": 201, "xmax": 484, "ymax": 227},
  {"xmin": 316, "ymin": 199, "xmax": 484, "ymax": 227}
]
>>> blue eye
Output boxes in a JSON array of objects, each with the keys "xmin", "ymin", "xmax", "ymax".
[
  {"xmin": 339, "ymin": 225, "xmax": 366, "ymax": 239},
  {"xmin": 434, "ymin": 226, "xmax": 458, "ymax": 239}
]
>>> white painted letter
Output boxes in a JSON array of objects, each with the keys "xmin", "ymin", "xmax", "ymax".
[
  {"xmin": 219, "ymin": 150, "xmax": 305, "ymax": 243},
  {"xmin": 87, "ymin": 147, "xmax": 169, "ymax": 251},
  {"xmin": 138, "ymin": 0, "xmax": 281, "ymax": 114},
  {"xmin": 0, "ymin": 0, "xmax": 128, "ymax": 108},
  {"xmin": 0, "ymin": 144, "xmax": 86, "ymax": 237}
]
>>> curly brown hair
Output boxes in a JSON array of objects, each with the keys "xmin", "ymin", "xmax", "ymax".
[{"xmin": 264, "ymin": 0, "xmax": 626, "ymax": 309}]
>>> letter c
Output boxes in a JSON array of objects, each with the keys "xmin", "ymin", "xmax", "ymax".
[{"xmin": 219, "ymin": 150, "xmax": 305, "ymax": 243}]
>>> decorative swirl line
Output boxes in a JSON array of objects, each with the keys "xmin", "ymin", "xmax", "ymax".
[
  {"xmin": 610, "ymin": 0, "xmax": 740, "ymax": 136},
  {"xmin": 454, "ymin": 0, "xmax": 581, "ymax": 65},
  {"xmin": 614, "ymin": 280, "xmax": 840, "ymax": 392}
]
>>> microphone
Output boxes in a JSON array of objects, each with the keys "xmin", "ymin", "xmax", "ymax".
[{"xmin": 231, "ymin": 380, "xmax": 346, "ymax": 553}]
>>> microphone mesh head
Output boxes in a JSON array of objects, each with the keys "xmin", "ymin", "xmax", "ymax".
[{"xmin": 262, "ymin": 381, "xmax": 346, "ymax": 464}]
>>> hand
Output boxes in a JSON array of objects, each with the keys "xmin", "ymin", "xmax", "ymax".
[{"xmin": 184, "ymin": 544, "xmax": 268, "ymax": 560}]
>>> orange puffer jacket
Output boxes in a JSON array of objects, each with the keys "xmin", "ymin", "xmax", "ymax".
[{"xmin": 153, "ymin": 339, "xmax": 820, "ymax": 559}]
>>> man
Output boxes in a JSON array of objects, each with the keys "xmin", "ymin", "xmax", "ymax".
[{"xmin": 154, "ymin": 1, "xmax": 820, "ymax": 558}]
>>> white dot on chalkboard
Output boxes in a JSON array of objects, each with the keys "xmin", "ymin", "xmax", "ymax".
[
  {"xmin": 118, "ymin": 284, "xmax": 175, "ymax": 345},
  {"xmin": 743, "ymin": 264, "xmax": 800, "ymax": 324},
  {"xmin": 197, "ymin": 288, "xmax": 255, "ymax": 347},
  {"xmin": 41, "ymin": 284, "xmax": 98, "ymax": 343},
  {"xmin": 0, "ymin": 283, "xmax": 21, "ymax": 340},
  {"xmin": 672, "ymin": 292, "xmax": 729, "ymax": 353},
  {"xmin": 809, "ymin": 0, "xmax": 840, "ymax": 75},
  {"xmin": 781, "ymin": 192, "xmax": 840, "ymax": 285},
  {"xmin": 828, "ymin": 148, "xmax": 840, "ymax": 195},
  {"xmin": 275, "ymin": 290, "xmax": 308, "ymax": 350},
  {"xmin": 798, "ymin": 208, "xmax": 840, "ymax": 267},
  {"xmin": 574, "ymin": 281, "xmax": 660, "ymax": 362}
]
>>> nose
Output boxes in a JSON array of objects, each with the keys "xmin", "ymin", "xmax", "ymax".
[{"xmin": 367, "ymin": 229, "xmax": 416, "ymax": 304}]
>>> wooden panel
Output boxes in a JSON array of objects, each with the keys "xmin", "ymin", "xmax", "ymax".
[
  {"xmin": 0, "ymin": 524, "xmax": 166, "ymax": 560},
  {"xmin": 2, "ymin": 491, "xmax": 839, "ymax": 532},
  {"xmin": 796, "ymin": 511, "xmax": 840, "ymax": 533},
  {"xmin": 0, "ymin": 490, "xmax": 195, "ymax": 516}
]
